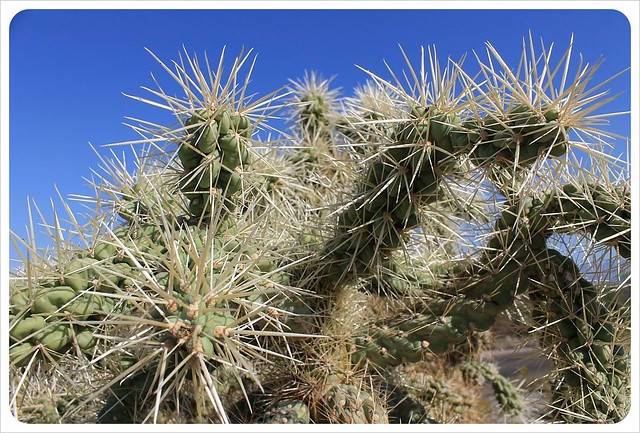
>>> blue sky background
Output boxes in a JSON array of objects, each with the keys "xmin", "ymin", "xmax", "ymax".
[{"xmin": 6, "ymin": 7, "xmax": 633, "ymax": 264}]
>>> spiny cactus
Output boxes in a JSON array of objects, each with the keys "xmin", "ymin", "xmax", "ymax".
[
  {"xmin": 9, "ymin": 37, "xmax": 630, "ymax": 425},
  {"xmin": 528, "ymin": 248, "xmax": 630, "ymax": 422},
  {"xmin": 260, "ymin": 398, "xmax": 311, "ymax": 424},
  {"xmin": 459, "ymin": 359, "xmax": 524, "ymax": 416}
]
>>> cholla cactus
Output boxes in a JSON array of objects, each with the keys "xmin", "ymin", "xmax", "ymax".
[{"xmin": 9, "ymin": 36, "xmax": 630, "ymax": 425}]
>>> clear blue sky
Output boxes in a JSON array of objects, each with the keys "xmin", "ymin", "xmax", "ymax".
[{"xmin": 6, "ymin": 7, "xmax": 633, "ymax": 264}]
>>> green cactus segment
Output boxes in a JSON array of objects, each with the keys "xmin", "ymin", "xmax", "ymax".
[
  {"xmin": 447, "ymin": 299, "xmax": 503, "ymax": 333},
  {"xmin": 10, "ymin": 316, "xmax": 46, "ymax": 342},
  {"xmin": 391, "ymin": 372, "xmax": 473, "ymax": 422},
  {"xmin": 188, "ymin": 111, "xmax": 220, "ymax": 155},
  {"xmin": 9, "ymin": 342, "xmax": 38, "ymax": 367},
  {"xmin": 490, "ymin": 182, "xmax": 630, "ymax": 261},
  {"xmin": 92, "ymin": 241, "xmax": 118, "ymax": 261},
  {"xmin": 261, "ymin": 399, "xmax": 311, "ymax": 424},
  {"xmin": 33, "ymin": 323, "xmax": 73, "ymax": 352},
  {"xmin": 491, "ymin": 182, "xmax": 631, "ymax": 260},
  {"xmin": 455, "ymin": 104, "xmax": 569, "ymax": 168},
  {"xmin": 556, "ymin": 183, "xmax": 631, "ymax": 258},
  {"xmin": 351, "ymin": 275, "xmax": 518, "ymax": 368},
  {"xmin": 300, "ymin": 93, "xmax": 330, "ymax": 137},
  {"xmin": 75, "ymin": 328, "xmax": 98, "ymax": 350},
  {"xmin": 360, "ymin": 260, "xmax": 427, "ymax": 298},
  {"xmin": 316, "ymin": 106, "xmax": 459, "ymax": 288},
  {"xmin": 9, "ymin": 306, "xmax": 98, "ymax": 359},
  {"xmin": 9, "ymin": 291, "xmax": 31, "ymax": 316},
  {"xmin": 528, "ymin": 248, "xmax": 629, "ymax": 422},
  {"xmin": 7, "ymin": 224, "xmax": 151, "ymax": 359},
  {"xmin": 63, "ymin": 257, "xmax": 101, "ymax": 291},
  {"xmin": 9, "ymin": 254, "xmax": 132, "ymax": 361},
  {"xmin": 322, "ymin": 380, "xmax": 387, "ymax": 423},
  {"xmin": 352, "ymin": 314, "xmax": 466, "ymax": 368},
  {"xmin": 179, "ymin": 108, "xmax": 252, "ymax": 220},
  {"xmin": 459, "ymin": 360, "xmax": 524, "ymax": 416},
  {"xmin": 25, "ymin": 284, "xmax": 97, "ymax": 320},
  {"xmin": 32, "ymin": 286, "xmax": 76, "ymax": 314}
]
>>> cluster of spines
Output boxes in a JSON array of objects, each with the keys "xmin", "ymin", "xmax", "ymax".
[
  {"xmin": 116, "ymin": 178, "xmax": 182, "ymax": 224},
  {"xmin": 299, "ymin": 93, "xmax": 332, "ymax": 144},
  {"xmin": 291, "ymin": 72, "xmax": 339, "ymax": 145},
  {"xmin": 8, "ymin": 218, "xmax": 232, "ymax": 365},
  {"xmin": 456, "ymin": 104, "xmax": 567, "ymax": 167},
  {"xmin": 231, "ymin": 363, "xmax": 392, "ymax": 424}
]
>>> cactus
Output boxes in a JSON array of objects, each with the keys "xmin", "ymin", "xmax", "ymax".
[
  {"xmin": 9, "ymin": 38, "xmax": 630, "ymax": 425},
  {"xmin": 459, "ymin": 360, "xmax": 524, "ymax": 416},
  {"xmin": 259, "ymin": 398, "xmax": 311, "ymax": 424}
]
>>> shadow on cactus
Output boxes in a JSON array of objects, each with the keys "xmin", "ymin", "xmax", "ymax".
[{"xmin": 9, "ymin": 36, "xmax": 630, "ymax": 425}]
